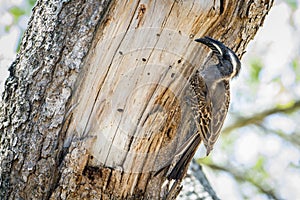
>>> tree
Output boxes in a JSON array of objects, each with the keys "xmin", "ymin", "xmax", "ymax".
[{"xmin": 0, "ymin": 0, "xmax": 274, "ymax": 199}]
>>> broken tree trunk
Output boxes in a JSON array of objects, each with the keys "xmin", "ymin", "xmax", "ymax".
[{"xmin": 0, "ymin": 0, "xmax": 273, "ymax": 199}]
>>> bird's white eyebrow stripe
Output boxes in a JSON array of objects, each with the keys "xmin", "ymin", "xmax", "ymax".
[
  {"xmin": 228, "ymin": 50, "xmax": 238, "ymax": 77},
  {"xmin": 212, "ymin": 42, "xmax": 223, "ymax": 56}
]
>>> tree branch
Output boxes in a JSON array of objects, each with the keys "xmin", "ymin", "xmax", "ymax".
[
  {"xmin": 223, "ymin": 100, "xmax": 300, "ymax": 134},
  {"xmin": 258, "ymin": 124, "xmax": 300, "ymax": 148},
  {"xmin": 201, "ymin": 161, "xmax": 281, "ymax": 200}
]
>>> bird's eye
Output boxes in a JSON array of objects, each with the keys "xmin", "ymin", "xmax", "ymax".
[{"xmin": 223, "ymin": 54, "xmax": 230, "ymax": 60}]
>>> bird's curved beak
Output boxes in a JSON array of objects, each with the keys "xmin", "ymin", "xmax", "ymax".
[{"xmin": 195, "ymin": 37, "xmax": 224, "ymax": 57}]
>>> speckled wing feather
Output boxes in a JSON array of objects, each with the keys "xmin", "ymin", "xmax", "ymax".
[
  {"xmin": 189, "ymin": 71, "xmax": 212, "ymax": 151},
  {"xmin": 167, "ymin": 74, "xmax": 231, "ymax": 180},
  {"xmin": 167, "ymin": 72, "xmax": 211, "ymax": 180},
  {"xmin": 207, "ymin": 80, "xmax": 230, "ymax": 154}
]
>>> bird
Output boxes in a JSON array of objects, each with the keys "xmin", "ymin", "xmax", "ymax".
[{"xmin": 166, "ymin": 36, "xmax": 241, "ymax": 180}]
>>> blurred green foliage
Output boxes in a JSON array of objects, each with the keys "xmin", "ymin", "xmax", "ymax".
[
  {"xmin": 6, "ymin": 0, "xmax": 37, "ymax": 31},
  {"xmin": 9, "ymin": 7, "xmax": 26, "ymax": 23},
  {"xmin": 292, "ymin": 59, "xmax": 300, "ymax": 82},
  {"xmin": 5, "ymin": 0, "xmax": 37, "ymax": 51},
  {"xmin": 249, "ymin": 59, "xmax": 263, "ymax": 83},
  {"xmin": 284, "ymin": 0, "xmax": 298, "ymax": 9}
]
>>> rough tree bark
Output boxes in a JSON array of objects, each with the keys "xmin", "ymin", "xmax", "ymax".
[{"xmin": 0, "ymin": 0, "xmax": 273, "ymax": 199}]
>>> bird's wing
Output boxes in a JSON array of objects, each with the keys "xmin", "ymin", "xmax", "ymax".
[
  {"xmin": 166, "ymin": 72, "xmax": 211, "ymax": 180},
  {"xmin": 207, "ymin": 80, "xmax": 230, "ymax": 153},
  {"xmin": 188, "ymin": 72, "xmax": 212, "ymax": 149}
]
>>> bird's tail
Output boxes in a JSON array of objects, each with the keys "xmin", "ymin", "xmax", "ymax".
[{"xmin": 167, "ymin": 133, "xmax": 202, "ymax": 180}]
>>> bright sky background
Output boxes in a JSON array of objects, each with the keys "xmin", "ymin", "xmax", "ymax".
[{"xmin": 0, "ymin": 0, "xmax": 300, "ymax": 199}]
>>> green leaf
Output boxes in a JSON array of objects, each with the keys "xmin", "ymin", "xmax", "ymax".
[
  {"xmin": 284, "ymin": 0, "xmax": 298, "ymax": 9},
  {"xmin": 249, "ymin": 59, "xmax": 263, "ymax": 82},
  {"xmin": 28, "ymin": 0, "xmax": 37, "ymax": 7},
  {"xmin": 253, "ymin": 156, "xmax": 264, "ymax": 170},
  {"xmin": 5, "ymin": 25, "xmax": 11, "ymax": 32},
  {"xmin": 276, "ymin": 100, "xmax": 295, "ymax": 110},
  {"xmin": 290, "ymin": 59, "xmax": 300, "ymax": 82},
  {"xmin": 9, "ymin": 6, "xmax": 26, "ymax": 22},
  {"xmin": 251, "ymin": 156, "xmax": 269, "ymax": 180}
]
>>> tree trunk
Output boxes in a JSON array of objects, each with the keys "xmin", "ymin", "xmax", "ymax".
[{"xmin": 0, "ymin": 0, "xmax": 273, "ymax": 199}]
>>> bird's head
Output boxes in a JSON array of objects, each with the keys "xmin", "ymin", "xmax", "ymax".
[{"xmin": 195, "ymin": 36, "xmax": 241, "ymax": 80}]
